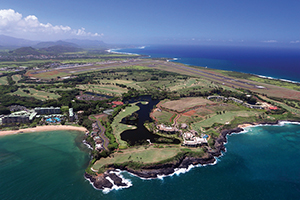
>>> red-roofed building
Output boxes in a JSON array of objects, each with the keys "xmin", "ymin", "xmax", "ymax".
[
  {"xmin": 269, "ymin": 106, "xmax": 278, "ymax": 110},
  {"xmin": 112, "ymin": 101, "xmax": 124, "ymax": 106}
]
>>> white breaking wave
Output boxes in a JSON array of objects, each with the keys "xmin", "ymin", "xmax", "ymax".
[
  {"xmin": 256, "ymin": 74, "xmax": 300, "ymax": 84},
  {"xmin": 91, "ymin": 121, "xmax": 300, "ymax": 193},
  {"xmin": 82, "ymin": 140, "xmax": 93, "ymax": 150},
  {"xmin": 102, "ymin": 170, "xmax": 133, "ymax": 194}
]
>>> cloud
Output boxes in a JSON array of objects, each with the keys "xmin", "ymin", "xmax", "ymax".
[
  {"xmin": 0, "ymin": 9, "xmax": 102, "ymax": 40},
  {"xmin": 262, "ymin": 40, "xmax": 277, "ymax": 43},
  {"xmin": 290, "ymin": 40, "xmax": 300, "ymax": 44}
]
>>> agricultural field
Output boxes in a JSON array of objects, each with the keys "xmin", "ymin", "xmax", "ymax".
[{"xmin": 11, "ymin": 88, "xmax": 60, "ymax": 100}]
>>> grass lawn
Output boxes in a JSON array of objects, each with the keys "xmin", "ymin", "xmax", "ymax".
[
  {"xmin": 153, "ymin": 110, "xmax": 175, "ymax": 124},
  {"xmin": 192, "ymin": 110, "xmax": 260, "ymax": 130},
  {"xmin": 93, "ymin": 146, "xmax": 182, "ymax": 170},
  {"xmin": 48, "ymin": 87, "xmax": 73, "ymax": 91},
  {"xmin": 12, "ymin": 74, "xmax": 22, "ymax": 82},
  {"xmin": 76, "ymin": 84, "xmax": 127, "ymax": 96},
  {"xmin": 259, "ymin": 95, "xmax": 300, "ymax": 115},
  {"xmin": 97, "ymin": 79, "xmax": 143, "ymax": 90},
  {"xmin": 12, "ymin": 88, "xmax": 61, "ymax": 100},
  {"xmin": 111, "ymin": 103, "xmax": 140, "ymax": 149},
  {"xmin": 0, "ymin": 76, "xmax": 8, "ymax": 85}
]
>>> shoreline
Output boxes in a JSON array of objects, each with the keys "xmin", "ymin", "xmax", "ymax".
[
  {"xmin": 0, "ymin": 125, "xmax": 88, "ymax": 137},
  {"xmin": 112, "ymin": 46, "xmax": 300, "ymax": 84},
  {"xmin": 86, "ymin": 120, "xmax": 300, "ymax": 192}
]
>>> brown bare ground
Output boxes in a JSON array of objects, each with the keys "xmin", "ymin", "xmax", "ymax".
[
  {"xmin": 161, "ymin": 97, "xmax": 214, "ymax": 112},
  {"xmin": 182, "ymin": 110, "xmax": 196, "ymax": 116},
  {"xmin": 94, "ymin": 113, "xmax": 109, "ymax": 122}
]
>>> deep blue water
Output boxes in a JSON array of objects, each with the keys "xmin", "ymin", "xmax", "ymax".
[
  {"xmin": 1, "ymin": 124, "xmax": 300, "ymax": 199},
  {"xmin": 1, "ymin": 45, "xmax": 300, "ymax": 199},
  {"xmin": 114, "ymin": 45, "xmax": 300, "ymax": 82}
]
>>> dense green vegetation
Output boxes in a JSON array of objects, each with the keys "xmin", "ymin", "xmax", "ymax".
[{"xmin": 1, "ymin": 51, "xmax": 300, "ymax": 178}]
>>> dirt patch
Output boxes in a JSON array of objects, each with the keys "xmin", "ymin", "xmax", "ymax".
[
  {"xmin": 183, "ymin": 110, "xmax": 196, "ymax": 116},
  {"xmin": 161, "ymin": 97, "xmax": 215, "ymax": 112},
  {"xmin": 94, "ymin": 114, "xmax": 109, "ymax": 122}
]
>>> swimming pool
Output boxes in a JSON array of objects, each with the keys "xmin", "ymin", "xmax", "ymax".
[{"xmin": 46, "ymin": 117, "xmax": 61, "ymax": 123}]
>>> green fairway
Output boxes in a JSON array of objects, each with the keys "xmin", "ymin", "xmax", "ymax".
[
  {"xmin": 93, "ymin": 145, "xmax": 182, "ymax": 170},
  {"xmin": 111, "ymin": 103, "xmax": 140, "ymax": 148},
  {"xmin": 153, "ymin": 110, "xmax": 174, "ymax": 124},
  {"xmin": 12, "ymin": 88, "xmax": 61, "ymax": 100},
  {"xmin": 191, "ymin": 110, "xmax": 260, "ymax": 129},
  {"xmin": 97, "ymin": 79, "xmax": 143, "ymax": 90},
  {"xmin": 12, "ymin": 74, "xmax": 22, "ymax": 83},
  {"xmin": 76, "ymin": 84, "xmax": 127, "ymax": 96},
  {"xmin": 0, "ymin": 76, "xmax": 8, "ymax": 85}
]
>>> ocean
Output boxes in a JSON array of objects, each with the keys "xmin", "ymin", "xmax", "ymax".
[
  {"xmin": 1, "ymin": 45, "xmax": 300, "ymax": 199},
  {"xmin": 1, "ymin": 124, "xmax": 300, "ymax": 199},
  {"xmin": 112, "ymin": 45, "xmax": 300, "ymax": 83}
]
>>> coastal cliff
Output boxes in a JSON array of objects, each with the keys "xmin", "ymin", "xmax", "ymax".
[{"xmin": 85, "ymin": 127, "xmax": 244, "ymax": 190}]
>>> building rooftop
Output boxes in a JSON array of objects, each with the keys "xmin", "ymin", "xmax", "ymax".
[{"xmin": 69, "ymin": 108, "xmax": 74, "ymax": 117}]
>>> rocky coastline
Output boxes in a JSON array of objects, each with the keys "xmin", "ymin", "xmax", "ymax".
[
  {"xmin": 84, "ymin": 126, "xmax": 246, "ymax": 191},
  {"xmin": 85, "ymin": 120, "xmax": 300, "ymax": 192}
]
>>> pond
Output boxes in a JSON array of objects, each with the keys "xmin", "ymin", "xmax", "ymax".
[{"xmin": 120, "ymin": 96, "xmax": 180, "ymax": 146}]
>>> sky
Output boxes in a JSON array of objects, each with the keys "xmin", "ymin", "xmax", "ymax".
[{"xmin": 1, "ymin": 0, "xmax": 300, "ymax": 46}]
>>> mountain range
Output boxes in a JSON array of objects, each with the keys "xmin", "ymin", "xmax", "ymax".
[{"xmin": 0, "ymin": 35, "xmax": 107, "ymax": 50}]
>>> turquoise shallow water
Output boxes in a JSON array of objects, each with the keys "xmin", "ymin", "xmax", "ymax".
[{"xmin": 1, "ymin": 124, "xmax": 300, "ymax": 200}]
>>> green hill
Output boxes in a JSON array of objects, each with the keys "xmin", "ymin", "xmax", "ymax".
[{"xmin": 12, "ymin": 47, "xmax": 41, "ymax": 55}]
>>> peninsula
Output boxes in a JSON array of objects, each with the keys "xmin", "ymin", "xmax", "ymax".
[{"xmin": 0, "ymin": 49, "xmax": 300, "ymax": 192}]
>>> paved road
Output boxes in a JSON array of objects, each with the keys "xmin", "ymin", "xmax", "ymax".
[{"xmin": 96, "ymin": 120, "xmax": 109, "ymax": 151}]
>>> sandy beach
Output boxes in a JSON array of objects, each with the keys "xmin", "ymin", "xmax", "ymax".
[
  {"xmin": 0, "ymin": 125, "xmax": 88, "ymax": 137},
  {"xmin": 237, "ymin": 123, "xmax": 258, "ymax": 128}
]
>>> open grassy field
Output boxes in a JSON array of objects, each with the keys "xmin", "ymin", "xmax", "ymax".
[
  {"xmin": 161, "ymin": 97, "xmax": 216, "ymax": 112},
  {"xmin": 168, "ymin": 78, "xmax": 208, "ymax": 91},
  {"xmin": 12, "ymin": 88, "xmax": 60, "ymax": 100},
  {"xmin": 111, "ymin": 103, "xmax": 140, "ymax": 149},
  {"xmin": 48, "ymin": 87, "xmax": 73, "ymax": 91},
  {"xmin": 0, "ymin": 76, "xmax": 8, "ymax": 85},
  {"xmin": 259, "ymin": 95, "xmax": 300, "ymax": 115},
  {"xmin": 23, "ymin": 58, "xmax": 300, "ymax": 100},
  {"xmin": 152, "ymin": 110, "xmax": 175, "ymax": 124},
  {"xmin": 191, "ymin": 110, "xmax": 261, "ymax": 129},
  {"xmin": 76, "ymin": 84, "xmax": 127, "ymax": 96},
  {"xmin": 96, "ymin": 79, "xmax": 143, "ymax": 90},
  {"xmin": 220, "ymin": 70, "xmax": 300, "ymax": 92},
  {"xmin": 93, "ymin": 145, "xmax": 183, "ymax": 170}
]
